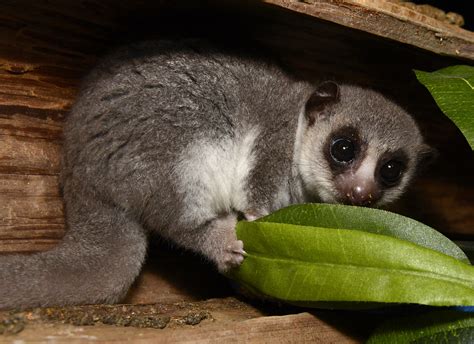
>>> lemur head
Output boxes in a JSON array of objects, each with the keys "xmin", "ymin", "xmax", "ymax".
[{"xmin": 298, "ymin": 81, "xmax": 434, "ymax": 207}]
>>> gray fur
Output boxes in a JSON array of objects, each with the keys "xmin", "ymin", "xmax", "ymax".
[
  {"xmin": 300, "ymin": 85, "xmax": 430, "ymax": 206},
  {"xmin": 0, "ymin": 39, "xmax": 430, "ymax": 309}
]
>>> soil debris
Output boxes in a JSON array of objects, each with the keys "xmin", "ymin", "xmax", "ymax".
[
  {"xmin": 32, "ymin": 304, "xmax": 172, "ymax": 329},
  {"xmin": 0, "ymin": 313, "xmax": 26, "ymax": 335},
  {"xmin": 0, "ymin": 302, "xmax": 218, "ymax": 334},
  {"xmin": 176, "ymin": 311, "xmax": 211, "ymax": 326}
]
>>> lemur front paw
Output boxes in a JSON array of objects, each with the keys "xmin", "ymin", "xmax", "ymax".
[
  {"xmin": 206, "ymin": 214, "xmax": 247, "ymax": 273},
  {"xmin": 216, "ymin": 239, "xmax": 246, "ymax": 273}
]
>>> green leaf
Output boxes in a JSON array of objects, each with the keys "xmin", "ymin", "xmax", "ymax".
[
  {"xmin": 257, "ymin": 204, "xmax": 469, "ymax": 263},
  {"xmin": 415, "ymin": 65, "xmax": 474, "ymax": 149},
  {"xmin": 229, "ymin": 204, "xmax": 474, "ymax": 308},
  {"xmin": 367, "ymin": 311, "xmax": 474, "ymax": 343}
]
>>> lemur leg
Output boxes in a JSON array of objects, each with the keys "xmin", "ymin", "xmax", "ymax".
[{"xmin": 0, "ymin": 193, "xmax": 147, "ymax": 310}]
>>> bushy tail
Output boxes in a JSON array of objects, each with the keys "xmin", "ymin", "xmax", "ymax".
[{"xmin": 0, "ymin": 194, "xmax": 147, "ymax": 310}]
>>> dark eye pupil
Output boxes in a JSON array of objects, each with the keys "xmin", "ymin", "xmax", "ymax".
[
  {"xmin": 380, "ymin": 160, "xmax": 403, "ymax": 185},
  {"xmin": 330, "ymin": 138, "xmax": 355, "ymax": 163}
]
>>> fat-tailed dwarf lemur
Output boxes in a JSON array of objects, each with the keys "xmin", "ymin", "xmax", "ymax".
[{"xmin": 0, "ymin": 39, "xmax": 433, "ymax": 309}]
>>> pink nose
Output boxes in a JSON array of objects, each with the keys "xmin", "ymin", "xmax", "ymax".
[{"xmin": 345, "ymin": 184, "xmax": 381, "ymax": 207}]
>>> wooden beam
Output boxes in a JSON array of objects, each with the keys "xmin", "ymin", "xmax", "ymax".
[
  {"xmin": 0, "ymin": 298, "xmax": 365, "ymax": 343},
  {"xmin": 0, "ymin": 114, "xmax": 64, "ymax": 252},
  {"xmin": 264, "ymin": 0, "xmax": 474, "ymax": 60},
  {"xmin": 0, "ymin": 174, "xmax": 63, "ymax": 252}
]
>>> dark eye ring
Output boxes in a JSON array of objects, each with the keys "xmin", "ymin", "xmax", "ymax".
[
  {"xmin": 330, "ymin": 138, "xmax": 355, "ymax": 164},
  {"xmin": 380, "ymin": 160, "xmax": 404, "ymax": 186}
]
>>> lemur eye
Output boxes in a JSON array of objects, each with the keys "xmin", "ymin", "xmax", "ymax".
[
  {"xmin": 330, "ymin": 138, "xmax": 355, "ymax": 163},
  {"xmin": 380, "ymin": 160, "xmax": 404, "ymax": 186}
]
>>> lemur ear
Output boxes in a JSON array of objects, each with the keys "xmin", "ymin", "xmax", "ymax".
[{"xmin": 305, "ymin": 81, "xmax": 340, "ymax": 126}]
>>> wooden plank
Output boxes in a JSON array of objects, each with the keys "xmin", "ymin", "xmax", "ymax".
[
  {"xmin": 0, "ymin": 0, "xmax": 100, "ymax": 252},
  {"xmin": 0, "ymin": 174, "xmax": 63, "ymax": 252},
  {"xmin": 0, "ymin": 316, "xmax": 356, "ymax": 343},
  {"xmin": 0, "ymin": 114, "xmax": 64, "ymax": 251},
  {"xmin": 0, "ymin": 298, "xmax": 367, "ymax": 343},
  {"xmin": 0, "ymin": 105, "xmax": 63, "ymax": 177},
  {"xmin": 0, "ymin": 135, "xmax": 61, "ymax": 175},
  {"xmin": 0, "ymin": 114, "xmax": 63, "ymax": 139},
  {"xmin": 0, "ymin": 128, "xmax": 63, "ymax": 251},
  {"xmin": 265, "ymin": 0, "xmax": 474, "ymax": 60}
]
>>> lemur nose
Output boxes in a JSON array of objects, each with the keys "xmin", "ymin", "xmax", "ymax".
[{"xmin": 347, "ymin": 184, "xmax": 381, "ymax": 207}]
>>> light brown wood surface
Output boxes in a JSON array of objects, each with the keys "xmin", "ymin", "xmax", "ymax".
[{"xmin": 0, "ymin": 302, "xmax": 362, "ymax": 343}]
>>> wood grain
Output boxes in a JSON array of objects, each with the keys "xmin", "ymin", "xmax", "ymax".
[
  {"xmin": 0, "ymin": 113, "xmax": 63, "ymax": 251},
  {"xmin": 267, "ymin": 0, "xmax": 474, "ymax": 60},
  {"xmin": 0, "ymin": 174, "xmax": 63, "ymax": 252}
]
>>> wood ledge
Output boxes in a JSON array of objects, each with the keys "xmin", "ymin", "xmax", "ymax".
[{"xmin": 265, "ymin": 0, "xmax": 474, "ymax": 60}]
